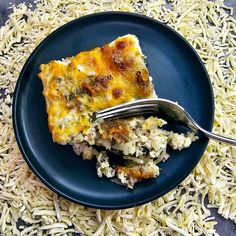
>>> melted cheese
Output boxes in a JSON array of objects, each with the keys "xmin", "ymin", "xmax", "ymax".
[{"xmin": 38, "ymin": 34, "xmax": 154, "ymax": 144}]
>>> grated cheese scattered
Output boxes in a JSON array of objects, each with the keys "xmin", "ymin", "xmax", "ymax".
[{"xmin": 0, "ymin": 0, "xmax": 236, "ymax": 235}]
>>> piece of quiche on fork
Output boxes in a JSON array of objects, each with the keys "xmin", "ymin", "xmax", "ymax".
[{"xmin": 39, "ymin": 34, "xmax": 197, "ymax": 188}]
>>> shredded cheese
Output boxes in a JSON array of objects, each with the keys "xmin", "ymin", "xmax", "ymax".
[{"xmin": 0, "ymin": 0, "xmax": 235, "ymax": 235}]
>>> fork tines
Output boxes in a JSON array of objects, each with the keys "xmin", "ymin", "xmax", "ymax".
[{"xmin": 96, "ymin": 99, "xmax": 159, "ymax": 120}]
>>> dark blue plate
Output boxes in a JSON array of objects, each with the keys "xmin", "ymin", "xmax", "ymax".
[{"xmin": 13, "ymin": 12, "xmax": 214, "ymax": 209}]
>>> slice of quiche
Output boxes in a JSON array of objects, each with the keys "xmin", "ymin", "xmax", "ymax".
[{"xmin": 39, "ymin": 35, "xmax": 197, "ymax": 188}]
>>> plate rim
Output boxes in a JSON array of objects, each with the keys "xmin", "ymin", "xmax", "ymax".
[{"xmin": 12, "ymin": 11, "xmax": 215, "ymax": 209}]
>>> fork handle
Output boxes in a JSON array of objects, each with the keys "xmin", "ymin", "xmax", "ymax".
[{"xmin": 198, "ymin": 127, "xmax": 236, "ymax": 145}]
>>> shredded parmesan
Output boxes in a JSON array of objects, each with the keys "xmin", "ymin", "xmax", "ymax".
[{"xmin": 0, "ymin": 0, "xmax": 236, "ymax": 235}]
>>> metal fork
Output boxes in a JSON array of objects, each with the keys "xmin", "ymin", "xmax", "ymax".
[{"xmin": 96, "ymin": 98, "xmax": 236, "ymax": 145}]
